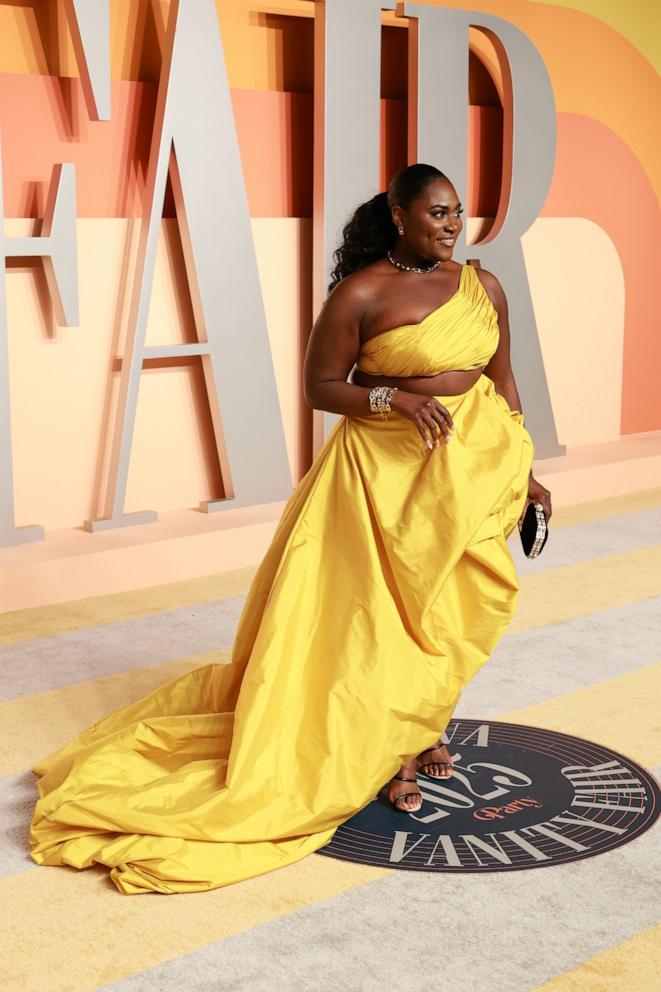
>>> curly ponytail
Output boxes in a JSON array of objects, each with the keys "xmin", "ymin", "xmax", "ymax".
[{"xmin": 327, "ymin": 163, "xmax": 448, "ymax": 295}]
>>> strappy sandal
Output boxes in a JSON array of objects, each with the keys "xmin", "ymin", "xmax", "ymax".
[
  {"xmin": 416, "ymin": 739, "xmax": 454, "ymax": 779},
  {"xmin": 388, "ymin": 773, "xmax": 422, "ymax": 813}
]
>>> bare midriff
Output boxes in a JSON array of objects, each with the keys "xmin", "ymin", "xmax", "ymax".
[{"xmin": 351, "ymin": 365, "xmax": 485, "ymax": 397}]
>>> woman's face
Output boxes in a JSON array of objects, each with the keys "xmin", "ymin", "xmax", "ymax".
[{"xmin": 392, "ymin": 178, "xmax": 463, "ymax": 262}]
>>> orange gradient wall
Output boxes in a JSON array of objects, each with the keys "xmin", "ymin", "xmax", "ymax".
[{"xmin": 1, "ymin": 0, "xmax": 659, "ymax": 532}]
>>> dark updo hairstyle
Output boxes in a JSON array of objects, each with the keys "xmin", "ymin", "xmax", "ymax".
[{"xmin": 327, "ymin": 163, "xmax": 448, "ymax": 295}]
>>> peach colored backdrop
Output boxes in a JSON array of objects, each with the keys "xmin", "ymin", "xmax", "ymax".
[{"xmin": 0, "ymin": 0, "xmax": 659, "ymax": 538}]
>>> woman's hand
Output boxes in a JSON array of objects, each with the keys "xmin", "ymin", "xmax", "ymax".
[
  {"xmin": 524, "ymin": 474, "xmax": 552, "ymax": 521},
  {"xmin": 391, "ymin": 390, "xmax": 454, "ymax": 450}
]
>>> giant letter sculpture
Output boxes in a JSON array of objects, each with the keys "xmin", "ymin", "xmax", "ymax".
[
  {"xmin": 0, "ymin": 1, "xmax": 109, "ymax": 547},
  {"xmin": 86, "ymin": 0, "xmax": 292, "ymax": 532}
]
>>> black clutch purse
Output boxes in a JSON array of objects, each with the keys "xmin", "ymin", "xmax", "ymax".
[{"xmin": 518, "ymin": 501, "xmax": 549, "ymax": 558}]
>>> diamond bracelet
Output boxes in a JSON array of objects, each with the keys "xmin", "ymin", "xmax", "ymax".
[{"xmin": 368, "ymin": 385, "xmax": 398, "ymax": 421}]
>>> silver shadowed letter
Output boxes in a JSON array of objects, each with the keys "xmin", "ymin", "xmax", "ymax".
[{"xmin": 313, "ymin": 0, "xmax": 563, "ymax": 458}]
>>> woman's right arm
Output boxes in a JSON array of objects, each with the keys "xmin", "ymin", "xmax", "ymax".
[{"xmin": 303, "ymin": 280, "xmax": 454, "ymax": 446}]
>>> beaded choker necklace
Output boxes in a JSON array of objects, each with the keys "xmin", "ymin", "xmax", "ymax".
[{"xmin": 386, "ymin": 249, "xmax": 442, "ymax": 274}]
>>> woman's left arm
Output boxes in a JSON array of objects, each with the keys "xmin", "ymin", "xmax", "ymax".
[{"xmin": 479, "ymin": 268, "xmax": 552, "ymax": 521}]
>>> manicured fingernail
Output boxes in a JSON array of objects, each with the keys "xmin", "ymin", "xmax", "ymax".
[{"xmin": 427, "ymin": 440, "xmax": 433, "ymax": 449}]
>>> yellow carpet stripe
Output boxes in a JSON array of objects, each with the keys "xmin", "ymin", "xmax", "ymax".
[
  {"xmin": 499, "ymin": 660, "xmax": 661, "ymax": 770},
  {"xmin": 0, "ymin": 851, "xmax": 389, "ymax": 992},
  {"xmin": 547, "ymin": 486, "xmax": 661, "ymax": 528},
  {"xmin": 0, "ymin": 653, "xmax": 222, "ymax": 777},
  {"xmin": 2, "ymin": 488, "xmax": 659, "ymax": 646},
  {"xmin": 533, "ymin": 923, "xmax": 661, "ymax": 991},
  {"xmin": 510, "ymin": 544, "xmax": 661, "ymax": 634},
  {"xmin": 0, "ymin": 565, "xmax": 257, "ymax": 646}
]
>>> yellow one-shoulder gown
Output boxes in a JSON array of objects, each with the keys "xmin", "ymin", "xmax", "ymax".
[{"xmin": 29, "ymin": 263, "xmax": 535, "ymax": 893}]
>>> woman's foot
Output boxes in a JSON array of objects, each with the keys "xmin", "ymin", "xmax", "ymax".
[
  {"xmin": 386, "ymin": 760, "xmax": 422, "ymax": 813},
  {"xmin": 416, "ymin": 739, "xmax": 454, "ymax": 779}
]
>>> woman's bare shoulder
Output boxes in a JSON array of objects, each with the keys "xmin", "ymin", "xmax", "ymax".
[{"xmin": 324, "ymin": 261, "xmax": 388, "ymax": 316}]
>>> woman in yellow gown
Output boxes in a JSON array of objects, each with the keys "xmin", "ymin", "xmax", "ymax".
[{"xmin": 29, "ymin": 165, "xmax": 551, "ymax": 894}]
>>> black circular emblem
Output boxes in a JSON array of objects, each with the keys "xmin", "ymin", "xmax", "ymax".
[{"xmin": 316, "ymin": 720, "xmax": 660, "ymax": 872}]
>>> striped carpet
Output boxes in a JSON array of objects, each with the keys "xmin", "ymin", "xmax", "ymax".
[{"xmin": 1, "ymin": 487, "xmax": 660, "ymax": 992}]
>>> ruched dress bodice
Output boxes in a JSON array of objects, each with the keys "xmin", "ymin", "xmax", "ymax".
[{"xmin": 356, "ymin": 262, "xmax": 499, "ymax": 377}]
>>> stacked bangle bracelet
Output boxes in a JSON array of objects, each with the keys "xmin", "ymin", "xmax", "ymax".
[{"xmin": 368, "ymin": 385, "xmax": 398, "ymax": 421}]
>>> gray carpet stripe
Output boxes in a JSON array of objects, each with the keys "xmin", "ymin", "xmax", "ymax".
[
  {"xmin": 0, "ymin": 596, "xmax": 246, "ymax": 702},
  {"xmin": 510, "ymin": 506, "xmax": 661, "ymax": 577},
  {"xmin": 0, "ymin": 771, "xmax": 41, "ymax": 879},
  {"xmin": 458, "ymin": 596, "xmax": 661, "ymax": 718}
]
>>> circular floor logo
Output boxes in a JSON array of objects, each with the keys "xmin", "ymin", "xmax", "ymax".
[{"xmin": 316, "ymin": 720, "xmax": 660, "ymax": 873}]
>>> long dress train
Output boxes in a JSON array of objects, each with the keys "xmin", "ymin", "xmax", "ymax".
[{"xmin": 29, "ymin": 263, "xmax": 535, "ymax": 893}]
